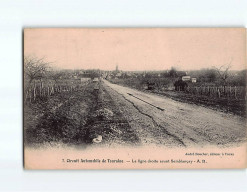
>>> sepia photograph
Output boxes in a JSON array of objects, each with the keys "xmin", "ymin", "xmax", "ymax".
[
  {"xmin": 2, "ymin": 0, "xmax": 247, "ymax": 192},
  {"xmin": 23, "ymin": 28, "xmax": 247, "ymax": 169}
]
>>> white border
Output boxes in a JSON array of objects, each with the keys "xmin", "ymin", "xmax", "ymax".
[{"xmin": 0, "ymin": 0, "xmax": 246, "ymax": 192}]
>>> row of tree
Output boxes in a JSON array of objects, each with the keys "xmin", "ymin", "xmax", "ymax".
[
  {"xmin": 24, "ymin": 56, "xmax": 246, "ymax": 87},
  {"xmin": 168, "ymin": 63, "xmax": 246, "ymax": 86}
]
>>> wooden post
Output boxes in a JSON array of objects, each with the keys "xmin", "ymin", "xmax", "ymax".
[
  {"xmin": 33, "ymin": 87, "xmax": 35, "ymax": 101},
  {"xmin": 39, "ymin": 82, "xmax": 41, "ymax": 98},
  {"xmin": 33, "ymin": 81, "xmax": 36, "ymax": 101},
  {"xmin": 42, "ymin": 82, "xmax": 44, "ymax": 97},
  {"xmin": 218, "ymin": 89, "xmax": 220, "ymax": 98},
  {"xmin": 25, "ymin": 90, "xmax": 28, "ymax": 103},
  {"xmin": 235, "ymin": 86, "xmax": 237, "ymax": 99},
  {"xmin": 29, "ymin": 88, "xmax": 32, "ymax": 102}
]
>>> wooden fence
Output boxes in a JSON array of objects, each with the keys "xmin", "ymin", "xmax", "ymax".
[
  {"xmin": 24, "ymin": 83, "xmax": 80, "ymax": 103},
  {"xmin": 186, "ymin": 86, "xmax": 246, "ymax": 99}
]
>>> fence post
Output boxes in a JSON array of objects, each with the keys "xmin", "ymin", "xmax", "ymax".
[
  {"xmin": 39, "ymin": 82, "xmax": 42, "ymax": 97},
  {"xmin": 29, "ymin": 88, "xmax": 32, "ymax": 102},
  {"xmin": 234, "ymin": 86, "xmax": 237, "ymax": 99},
  {"xmin": 33, "ymin": 81, "xmax": 36, "ymax": 101},
  {"xmin": 218, "ymin": 88, "xmax": 220, "ymax": 98},
  {"xmin": 33, "ymin": 87, "xmax": 35, "ymax": 101},
  {"xmin": 25, "ymin": 90, "xmax": 28, "ymax": 103}
]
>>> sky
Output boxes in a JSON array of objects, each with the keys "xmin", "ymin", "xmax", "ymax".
[{"xmin": 24, "ymin": 28, "xmax": 246, "ymax": 71}]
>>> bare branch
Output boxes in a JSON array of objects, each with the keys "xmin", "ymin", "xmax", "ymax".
[
  {"xmin": 24, "ymin": 56, "xmax": 51, "ymax": 83},
  {"xmin": 213, "ymin": 59, "xmax": 233, "ymax": 85}
]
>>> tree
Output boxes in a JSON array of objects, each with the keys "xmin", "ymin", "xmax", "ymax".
[
  {"xmin": 213, "ymin": 60, "xmax": 232, "ymax": 86},
  {"xmin": 205, "ymin": 69, "xmax": 217, "ymax": 82},
  {"xmin": 48, "ymin": 70, "xmax": 64, "ymax": 83},
  {"xmin": 169, "ymin": 67, "xmax": 177, "ymax": 78},
  {"xmin": 24, "ymin": 56, "xmax": 50, "ymax": 84}
]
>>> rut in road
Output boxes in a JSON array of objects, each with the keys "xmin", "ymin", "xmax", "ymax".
[
  {"xmin": 104, "ymin": 80, "xmax": 247, "ymax": 147},
  {"xmin": 109, "ymin": 85, "xmax": 186, "ymax": 147}
]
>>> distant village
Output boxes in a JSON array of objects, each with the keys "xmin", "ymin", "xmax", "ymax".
[{"xmin": 60, "ymin": 65, "xmax": 197, "ymax": 83}]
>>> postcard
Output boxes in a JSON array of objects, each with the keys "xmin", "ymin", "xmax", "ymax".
[{"xmin": 24, "ymin": 28, "xmax": 247, "ymax": 169}]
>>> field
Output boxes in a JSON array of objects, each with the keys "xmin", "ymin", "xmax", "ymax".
[
  {"xmin": 24, "ymin": 77, "xmax": 247, "ymax": 148},
  {"xmin": 24, "ymin": 79, "xmax": 139, "ymax": 147}
]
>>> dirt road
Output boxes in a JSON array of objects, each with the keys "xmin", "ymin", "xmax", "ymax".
[{"xmin": 103, "ymin": 79, "xmax": 246, "ymax": 147}]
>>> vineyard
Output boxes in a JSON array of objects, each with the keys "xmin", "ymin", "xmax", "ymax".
[
  {"xmin": 186, "ymin": 85, "xmax": 246, "ymax": 100},
  {"xmin": 24, "ymin": 80, "xmax": 83, "ymax": 103},
  {"xmin": 110, "ymin": 78, "xmax": 246, "ymax": 100},
  {"xmin": 109, "ymin": 77, "xmax": 246, "ymax": 117}
]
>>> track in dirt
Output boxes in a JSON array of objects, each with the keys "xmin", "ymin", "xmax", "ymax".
[
  {"xmin": 103, "ymin": 79, "xmax": 247, "ymax": 148},
  {"xmin": 102, "ymin": 81, "xmax": 186, "ymax": 147},
  {"xmin": 24, "ymin": 79, "xmax": 246, "ymax": 148},
  {"xmin": 24, "ymin": 80, "xmax": 140, "ymax": 147}
]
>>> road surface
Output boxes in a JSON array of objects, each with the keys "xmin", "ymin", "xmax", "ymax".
[{"xmin": 102, "ymin": 79, "xmax": 246, "ymax": 147}]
